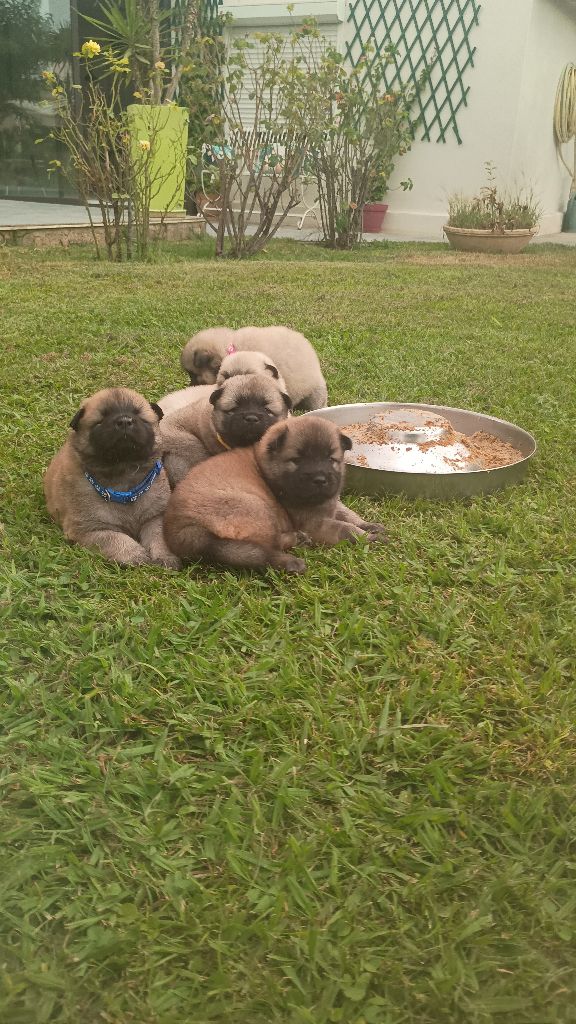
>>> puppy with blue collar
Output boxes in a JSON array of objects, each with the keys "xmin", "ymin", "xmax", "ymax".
[{"xmin": 43, "ymin": 387, "xmax": 180, "ymax": 568}]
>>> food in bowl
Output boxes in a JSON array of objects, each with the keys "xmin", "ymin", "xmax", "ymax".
[{"xmin": 344, "ymin": 409, "xmax": 523, "ymax": 474}]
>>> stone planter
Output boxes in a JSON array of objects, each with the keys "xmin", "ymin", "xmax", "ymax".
[{"xmin": 443, "ymin": 225, "xmax": 536, "ymax": 254}]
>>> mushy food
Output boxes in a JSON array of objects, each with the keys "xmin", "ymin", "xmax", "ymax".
[{"xmin": 344, "ymin": 410, "xmax": 524, "ymax": 474}]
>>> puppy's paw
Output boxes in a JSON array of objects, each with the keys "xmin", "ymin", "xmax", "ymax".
[
  {"xmin": 282, "ymin": 555, "xmax": 307, "ymax": 575},
  {"xmin": 150, "ymin": 553, "xmax": 182, "ymax": 570},
  {"xmin": 364, "ymin": 523, "xmax": 388, "ymax": 543},
  {"xmin": 363, "ymin": 521, "xmax": 387, "ymax": 535},
  {"xmin": 294, "ymin": 530, "xmax": 313, "ymax": 547}
]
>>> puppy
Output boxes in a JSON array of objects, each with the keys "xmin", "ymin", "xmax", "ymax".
[
  {"xmin": 180, "ymin": 326, "xmax": 328, "ymax": 411},
  {"xmin": 43, "ymin": 387, "xmax": 180, "ymax": 568},
  {"xmin": 156, "ymin": 352, "xmax": 286, "ymax": 417},
  {"xmin": 157, "ymin": 384, "xmax": 213, "ymax": 417},
  {"xmin": 216, "ymin": 351, "xmax": 287, "ymax": 393},
  {"xmin": 160, "ymin": 373, "xmax": 292, "ymax": 487},
  {"xmin": 163, "ymin": 416, "xmax": 385, "ymax": 573}
]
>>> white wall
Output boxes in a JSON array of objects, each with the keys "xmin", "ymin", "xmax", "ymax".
[
  {"xmin": 379, "ymin": 0, "xmax": 576, "ymax": 236},
  {"xmin": 512, "ymin": 0, "xmax": 576, "ymax": 231}
]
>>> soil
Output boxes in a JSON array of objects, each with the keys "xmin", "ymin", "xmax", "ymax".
[{"xmin": 345, "ymin": 413, "xmax": 523, "ymax": 472}]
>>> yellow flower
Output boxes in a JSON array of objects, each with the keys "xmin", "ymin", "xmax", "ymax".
[
  {"xmin": 51, "ymin": 86, "xmax": 64, "ymax": 96},
  {"xmin": 139, "ymin": 139, "xmax": 151, "ymax": 151},
  {"xmin": 48, "ymin": 159, "xmax": 62, "ymax": 167},
  {"xmin": 154, "ymin": 60, "xmax": 166, "ymax": 71},
  {"xmin": 81, "ymin": 40, "xmax": 101, "ymax": 59},
  {"xmin": 133, "ymin": 91, "xmax": 142, "ymax": 99},
  {"xmin": 42, "ymin": 70, "xmax": 56, "ymax": 83}
]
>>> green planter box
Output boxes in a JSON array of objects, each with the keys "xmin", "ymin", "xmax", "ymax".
[{"xmin": 127, "ymin": 104, "xmax": 189, "ymax": 215}]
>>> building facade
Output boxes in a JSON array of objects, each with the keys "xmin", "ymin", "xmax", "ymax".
[{"xmin": 222, "ymin": 0, "xmax": 576, "ymax": 234}]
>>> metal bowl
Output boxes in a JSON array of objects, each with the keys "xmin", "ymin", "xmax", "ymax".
[{"xmin": 304, "ymin": 402, "xmax": 537, "ymax": 500}]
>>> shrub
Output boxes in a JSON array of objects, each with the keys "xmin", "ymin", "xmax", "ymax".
[
  {"xmin": 187, "ymin": 21, "xmax": 427, "ymax": 256},
  {"xmin": 277, "ymin": 23, "xmax": 427, "ymax": 249}
]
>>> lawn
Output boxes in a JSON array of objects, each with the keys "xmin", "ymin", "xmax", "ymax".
[{"xmin": 1, "ymin": 238, "xmax": 575, "ymax": 1024}]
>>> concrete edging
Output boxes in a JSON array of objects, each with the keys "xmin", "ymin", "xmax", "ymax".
[{"xmin": 0, "ymin": 216, "xmax": 205, "ymax": 248}]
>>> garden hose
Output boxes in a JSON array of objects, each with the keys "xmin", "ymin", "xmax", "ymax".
[
  {"xmin": 553, "ymin": 63, "xmax": 576, "ymax": 230},
  {"xmin": 554, "ymin": 63, "xmax": 576, "ymax": 191}
]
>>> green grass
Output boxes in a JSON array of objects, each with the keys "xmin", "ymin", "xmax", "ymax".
[{"xmin": 1, "ymin": 238, "xmax": 575, "ymax": 1024}]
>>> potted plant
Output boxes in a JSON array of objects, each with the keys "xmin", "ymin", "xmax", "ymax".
[
  {"xmin": 80, "ymin": 0, "xmax": 203, "ymax": 214},
  {"xmin": 444, "ymin": 163, "xmax": 540, "ymax": 254},
  {"xmin": 362, "ymin": 169, "xmax": 390, "ymax": 233},
  {"xmin": 363, "ymin": 169, "xmax": 414, "ymax": 233}
]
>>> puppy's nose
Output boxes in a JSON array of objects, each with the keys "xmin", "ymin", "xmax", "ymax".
[
  {"xmin": 243, "ymin": 413, "xmax": 260, "ymax": 424},
  {"xmin": 115, "ymin": 414, "xmax": 134, "ymax": 428},
  {"xmin": 312, "ymin": 473, "xmax": 328, "ymax": 487}
]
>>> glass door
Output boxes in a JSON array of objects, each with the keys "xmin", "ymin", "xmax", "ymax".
[{"xmin": 0, "ymin": 0, "xmax": 76, "ymax": 200}]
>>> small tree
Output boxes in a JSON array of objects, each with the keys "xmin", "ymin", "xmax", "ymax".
[
  {"xmin": 278, "ymin": 23, "xmax": 426, "ymax": 249},
  {"xmin": 40, "ymin": 48, "xmax": 184, "ymax": 260},
  {"xmin": 190, "ymin": 32, "xmax": 313, "ymax": 258}
]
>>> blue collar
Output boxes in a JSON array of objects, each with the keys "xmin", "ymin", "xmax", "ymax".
[{"xmin": 84, "ymin": 459, "xmax": 164, "ymax": 503}]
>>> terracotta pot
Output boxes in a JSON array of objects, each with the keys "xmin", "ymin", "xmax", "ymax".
[
  {"xmin": 194, "ymin": 191, "xmax": 222, "ymax": 222},
  {"xmin": 443, "ymin": 225, "xmax": 536, "ymax": 254},
  {"xmin": 362, "ymin": 202, "xmax": 389, "ymax": 233}
]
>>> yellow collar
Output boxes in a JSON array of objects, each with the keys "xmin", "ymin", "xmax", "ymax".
[{"xmin": 215, "ymin": 432, "xmax": 231, "ymax": 451}]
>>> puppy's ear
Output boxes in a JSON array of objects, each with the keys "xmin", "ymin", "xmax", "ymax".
[
  {"xmin": 193, "ymin": 349, "xmax": 214, "ymax": 369},
  {"xmin": 209, "ymin": 387, "xmax": 224, "ymax": 407},
  {"xmin": 267, "ymin": 424, "xmax": 288, "ymax": 453},
  {"xmin": 280, "ymin": 392, "xmax": 293, "ymax": 411},
  {"xmin": 264, "ymin": 363, "xmax": 279, "ymax": 380},
  {"xmin": 149, "ymin": 402, "xmax": 164, "ymax": 421},
  {"xmin": 340, "ymin": 432, "xmax": 353, "ymax": 452},
  {"xmin": 69, "ymin": 407, "xmax": 85, "ymax": 431}
]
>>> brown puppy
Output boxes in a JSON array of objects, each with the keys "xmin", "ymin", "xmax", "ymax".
[
  {"xmin": 163, "ymin": 416, "xmax": 385, "ymax": 573},
  {"xmin": 43, "ymin": 387, "xmax": 180, "ymax": 568},
  {"xmin": 160, "ymin": 373, "xmax": 292, "ymax": 488},
  {"xmin": 156, "ymin": 352, "xmax": 286, "ymax": 417},
  {"xmin": 180, "ymin": 326, "xmax": 328, "ymax": 411}
]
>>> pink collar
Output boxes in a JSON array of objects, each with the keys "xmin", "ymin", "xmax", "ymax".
[{"xmin": 226, "ymin": 343, "xmax": 237, "ymax": 355}]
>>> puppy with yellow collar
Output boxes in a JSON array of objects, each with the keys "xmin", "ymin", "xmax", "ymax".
[{"xmin": 160, "ymin": 373, "xmax": 292, "ymax": 488}]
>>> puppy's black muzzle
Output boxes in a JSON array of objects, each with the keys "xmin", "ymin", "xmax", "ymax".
[
  {"xmin": 302, "ymin": 471, "xmax": 339, "ymax": 499},
  {"xmin": 280, "ymin": 467, "xmax": 342, "ymax": 506},
  {"xmin": 90, "ymin": 410, "xmax": 155, "ymax": 463},
  {"xmin": 223, "ymin": 411, "xmax": 269, "ymax": 446}
]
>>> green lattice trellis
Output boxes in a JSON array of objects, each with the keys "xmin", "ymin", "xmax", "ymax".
[
  {"xmin": 201, "ymin": 0, "xmax": 224, "ymax": 33},
  {"xmin": 345, "ymin": 0, "xmax": 481, "ymax": 144}
]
